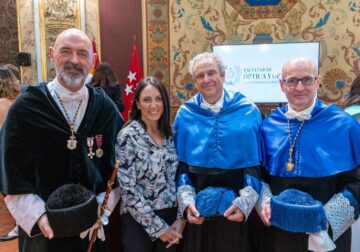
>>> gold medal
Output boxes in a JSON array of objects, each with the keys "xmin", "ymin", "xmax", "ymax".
[
  {"xmin": 96, "ymin": 148, "xmax": 104, "ymax": 158},
  {"xmin": 286, "ymin": 161, "xmax": 294, "ymax": 172},
  {"xmin": 67, "ymin": 138, "xmax": 77, "ymax": 150},
  {"xmin": 95, "ymin": 135, "xmax": 104, "ymax": 158}
]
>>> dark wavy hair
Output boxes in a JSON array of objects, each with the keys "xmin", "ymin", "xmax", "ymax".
[
  {"xmin": 4, "ymin": 64, "xmax": 20, "ymax": 80},
  {"xmin": 345, "ymin": 75, "xmax": 360, "ymax": 107},
  {"xmin": 128, "ymin": 76, "xmax": 172, "ymax": 137},
  {"xmin": 89, "ymin": 62, "xmax": 118, "ymax": 88},
  {"xmin": 0, "ymin": 66, "xmax": 20, "ymax": 99}
]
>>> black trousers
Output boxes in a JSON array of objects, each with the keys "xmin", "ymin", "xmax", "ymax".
[{"xmin": 120, "ymin": 207, "xmax": 179, "ymax": 252}]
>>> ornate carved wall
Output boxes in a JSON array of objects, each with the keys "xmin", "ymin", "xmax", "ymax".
[
  {"xmin": 17, "ymin": 0, "xmax": 100, "ymax": 84},
  {"xmin": 17, "ymin": 0, "xmax": 37, "ymax": 84},
  {"xmin": 40, "ymin": 0, "xmax": 81, "ymax": 81},
  {"xmin": 0, "ymin": 0, "xmax": 18, "ymax": 65},
  {"xmin": 145, "ymin": 0, "xmax": 360, "ymax": 116}
]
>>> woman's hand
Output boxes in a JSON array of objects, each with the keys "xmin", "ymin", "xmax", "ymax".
[
  {"xmin": 171, "ymin": 219, "xmax": 186, "ymax": 235},
  {"xmin": 159, "ymin": 226, "xmax": 183, "ymax": 248}
]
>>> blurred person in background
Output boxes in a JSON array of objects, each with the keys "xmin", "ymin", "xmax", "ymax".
[
  {"xmin": 89, "ymin": 62, "xmax": 125, "ymax": 113},
  {"xmin": 4, "ymin": 63, "xmax": 29, "ymax": 92},
  {"xmin": 0, "ymin": 65, "xmax": 20, "ymax": 128},
  {"xmin": 344, "ymin": 75, "xmax": 360, "ymax": 122},
  {"xmin": 0, "ymin": 65, "xmax": 21, "ymax": 241}
]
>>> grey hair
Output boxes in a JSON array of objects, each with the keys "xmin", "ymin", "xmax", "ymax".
[{"xmin": 188, "ymin": 52, "xmax": 225, "ymax": 79}]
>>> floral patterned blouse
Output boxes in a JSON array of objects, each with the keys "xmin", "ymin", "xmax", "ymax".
[{"xmin": 116, "ymin": 120, "xmax": 179, "ymax": 240}]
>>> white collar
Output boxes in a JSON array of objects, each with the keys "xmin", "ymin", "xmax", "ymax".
[
  {"xmin": 285, "ymin": 99, "xmax": 316, "ymax": 121},
  {"xmin": 48, "ymin": 78, "xmax": 88, "ymax": 101},
  {"xmin": 200, "ymin": 90, "xmax": 225, "ymax": 113}
]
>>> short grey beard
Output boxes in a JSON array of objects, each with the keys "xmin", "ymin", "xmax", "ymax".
[{"xmin": 57, "ymin": 67, "xmax": 86, "ymax": 88}]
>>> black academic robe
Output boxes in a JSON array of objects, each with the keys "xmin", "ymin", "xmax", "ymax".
[
  {"xmin": 177, "ymin": 163, "xmax": 261, "ymax": 252},
  {"xmin": 0, "ymin": 83, "xmax": 124, "ymax": 252}
]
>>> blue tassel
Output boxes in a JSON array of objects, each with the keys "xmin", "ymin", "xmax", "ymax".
[
  {"xmin": 271, "ymin": 189, "xmax": 327, "ymax": 233},
  {"xmin": 218, "ymin": 189, "xmax": 236, "ymax": 215},
  {"xmin": 196, "ymin": 187, "xmax": 223, "ymax": 217},
  {"xmin": 195, "ymin": 187, "xmax": 236, "ymax": 217}
]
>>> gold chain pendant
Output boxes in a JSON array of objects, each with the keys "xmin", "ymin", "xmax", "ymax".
[
  {"xmin": 286, "ymin": 147, "xmax": 294, "ymax": 172},
  {"xmin": 67, "ymin": 124, "xmax": 78, "ymax": 150},
  {"xmin": 54, "ymin": 91, "xmax": 83, "ymax": 151},
  {"xmin": 286, "ymin": 161, "xmax": 294, "ymax": 172},
  {"xmin": 286, "ymin": 121, "xmax": 305, "ymax": 173}
]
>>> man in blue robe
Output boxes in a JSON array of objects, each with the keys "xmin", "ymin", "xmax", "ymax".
[
  {"xmin": 174, "ymin": 52, "xmax": 262, "ymax": 252},
  {"xmin": 256, "ymin": 57, "xmax": 360, "ymax": 252}
]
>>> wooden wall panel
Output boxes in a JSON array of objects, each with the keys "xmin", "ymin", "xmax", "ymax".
[
  {"xmin": 0, "ymin": 0, "xmax": 18, "ymax": 65},
  {"xmin": 99, "ymin": 0, "xmax": 143, "ymax": 91},
  {"xmin": 99, "ymin": 2, "xmax": 143, "ymax": 251}
]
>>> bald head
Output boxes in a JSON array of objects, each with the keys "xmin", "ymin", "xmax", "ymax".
[
  {"xmin": 282, "ymin": 58, "xmax": 318, "ymax": 79},
  {"xmin": 53, "ymin": 28, "xmax": 92, "ymax": 50},
  {"xmin": 50, "ymin": 28, "xmax": 96, "ymax": 92}
]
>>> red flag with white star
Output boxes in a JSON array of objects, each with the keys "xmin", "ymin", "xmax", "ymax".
[{"xmin": 121, "ymin": 44, "xmax": 142, "ymax": 121}]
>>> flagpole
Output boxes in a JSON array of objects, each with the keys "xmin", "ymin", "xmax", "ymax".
[{"xmin": 141, "ymin": 0, "xmax": 148, "ymax": 76}]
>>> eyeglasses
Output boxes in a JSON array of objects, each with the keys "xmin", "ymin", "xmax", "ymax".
[{"xmin": 283, "ymin": 76, "xmax": 317, "ymax": 87}]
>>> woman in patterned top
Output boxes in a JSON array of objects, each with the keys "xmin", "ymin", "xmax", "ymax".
[{"xmin": 116, "ymin": 76, "xmax": 185, "ymax": 252}]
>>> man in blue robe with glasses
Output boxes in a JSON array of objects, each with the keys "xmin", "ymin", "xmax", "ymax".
[{"xmin": 256, "ymin": 57, "xmax": 360, "ymax": 252}]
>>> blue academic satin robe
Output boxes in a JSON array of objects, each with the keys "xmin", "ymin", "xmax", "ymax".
[
  {"xmin": 174, "ymin": 90, "xmax": 262, "ymax": 252},
  {"xmin": 260, "ymin": 100, "xmax": 360, "ymax": 178},
  {"xmin": 174, "ymin": 90, "xmax": 261, "ymax": 170}
]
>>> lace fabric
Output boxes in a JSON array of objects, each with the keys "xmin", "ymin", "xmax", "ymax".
[
  {"xmin": 233, "ymin": 185, "xmax": 258, "ymax": 219},
  {"xmin": 324, "ymin": 192, "xmax": 355, "ymax": 241},
  {"xmin": 177, "ymin": 185, "xmax": 196, "ymax": 215},
  {"xmin": 256, "ymin": 182, "xmax": 272, "ymax": 210}
]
